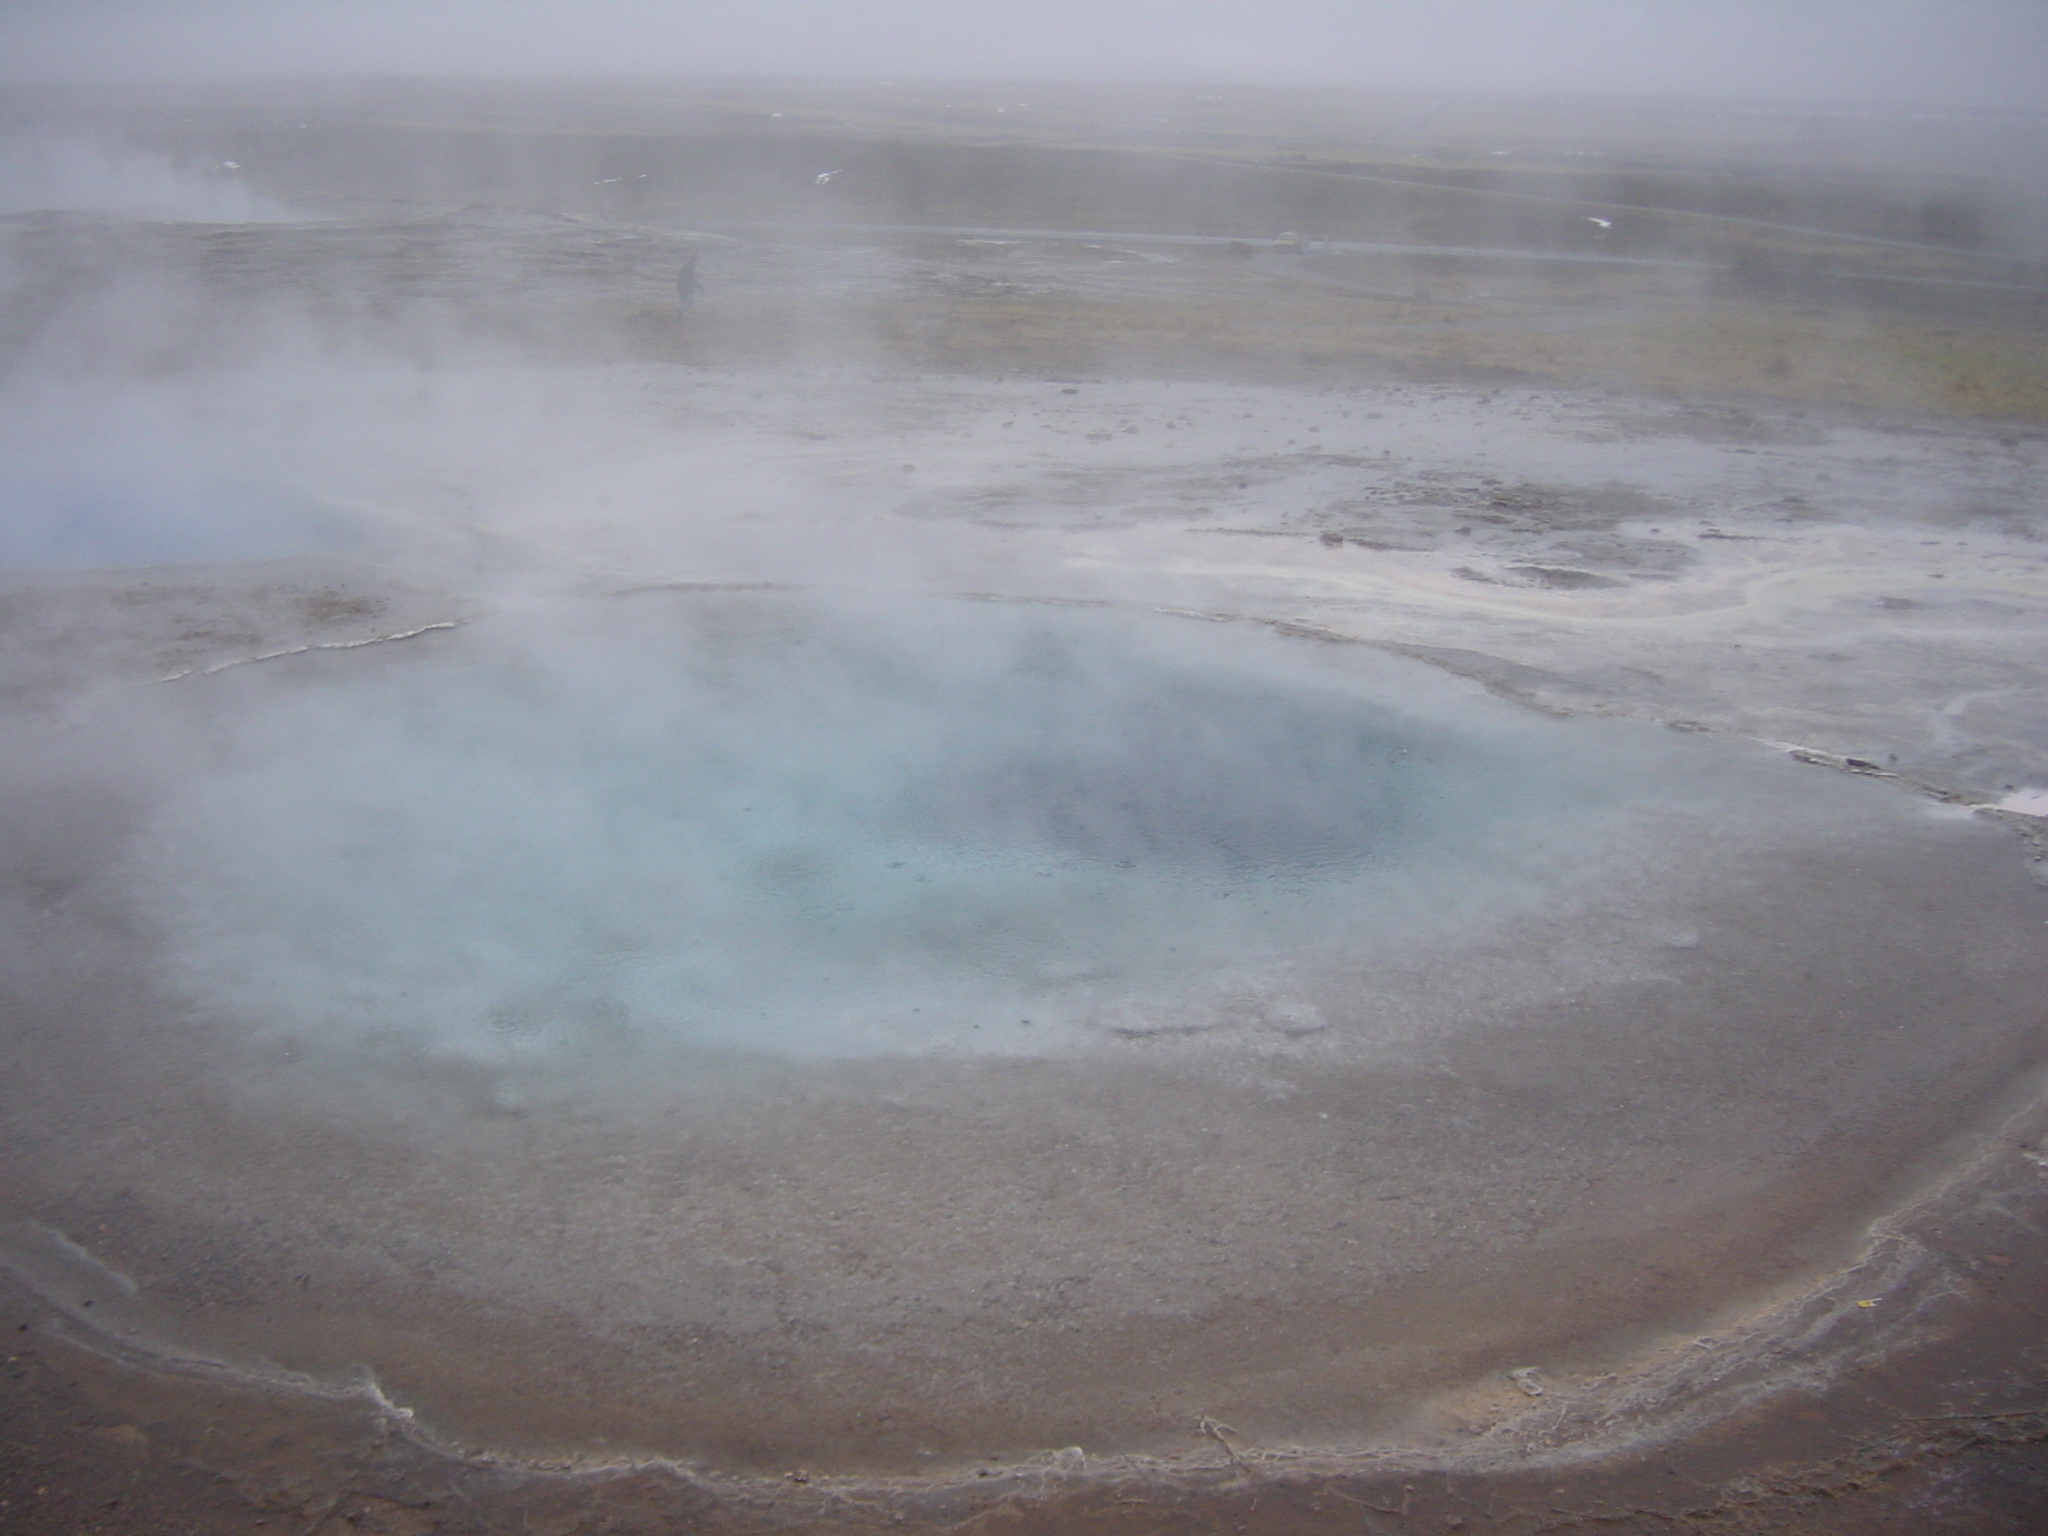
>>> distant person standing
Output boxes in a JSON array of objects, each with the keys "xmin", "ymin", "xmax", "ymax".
[{"xmin": 676, "ymin": 250, "xmax": 700, "ymax": 312}]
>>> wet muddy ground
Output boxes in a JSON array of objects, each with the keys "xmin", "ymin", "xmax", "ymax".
[{"xmin": 3, "ymin": 1116, "xmax": 2047, "ymax": 1535}]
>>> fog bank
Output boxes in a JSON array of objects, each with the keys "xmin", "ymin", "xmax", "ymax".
[{"xmin": 3, "ymin": 1, "xmax": 2045, "ymax": 109}]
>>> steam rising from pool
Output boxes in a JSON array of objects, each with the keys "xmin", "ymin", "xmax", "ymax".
[
  {"xmin": 0, "ymin": 471, "xmax": 369, "ymax": 569},
  {"xmin": 131, "ymin": 592, "xmax": 1626, "ymax": 1066}
]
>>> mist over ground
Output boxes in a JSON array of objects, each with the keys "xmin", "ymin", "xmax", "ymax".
[
  {"xmin": 5, "ymin": 0, "xmax": 2047, "ymax": 108},
  {"xmin": 0, "ymin": 4, "xmax": 2046, "ymax": 1531}
]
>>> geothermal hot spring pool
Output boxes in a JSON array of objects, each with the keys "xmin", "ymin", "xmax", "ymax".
[
  {"xmin": 3, "ymin": 587, "xmax": 2046, "ymax": 1471},
  {"xmin": 118, "ymin": 593, "xmax": 1647, "ymax": 1066}
]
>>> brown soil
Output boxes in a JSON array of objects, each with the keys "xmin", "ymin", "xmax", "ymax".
[{"xmin": 4, "ymin": 1122, "xmax": 2045, "ymax": 1535}]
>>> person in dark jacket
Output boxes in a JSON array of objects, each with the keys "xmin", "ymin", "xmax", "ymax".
[{"xmin": 676, "ymin": 250, "xmax": 700, "ymax": 311}]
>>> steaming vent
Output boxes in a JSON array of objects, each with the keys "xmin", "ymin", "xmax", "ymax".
[{"xmin": 127, "ymin": 591, "xmax": 1609, "ymax": 1071}]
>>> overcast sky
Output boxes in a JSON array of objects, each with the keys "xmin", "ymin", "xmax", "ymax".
[{"xmin": 2, "ymin": 0, "xmax": 2044, "ymax": 108}]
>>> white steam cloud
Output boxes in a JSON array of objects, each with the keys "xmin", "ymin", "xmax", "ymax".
[{"xmin": 0, "ymin": 135, "xmax": 295, "ymax": 223}]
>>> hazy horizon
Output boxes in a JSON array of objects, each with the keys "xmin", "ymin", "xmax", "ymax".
[{"xmin": 2, "ymin": 0, "xmax": 2044, "ymax": 111}]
